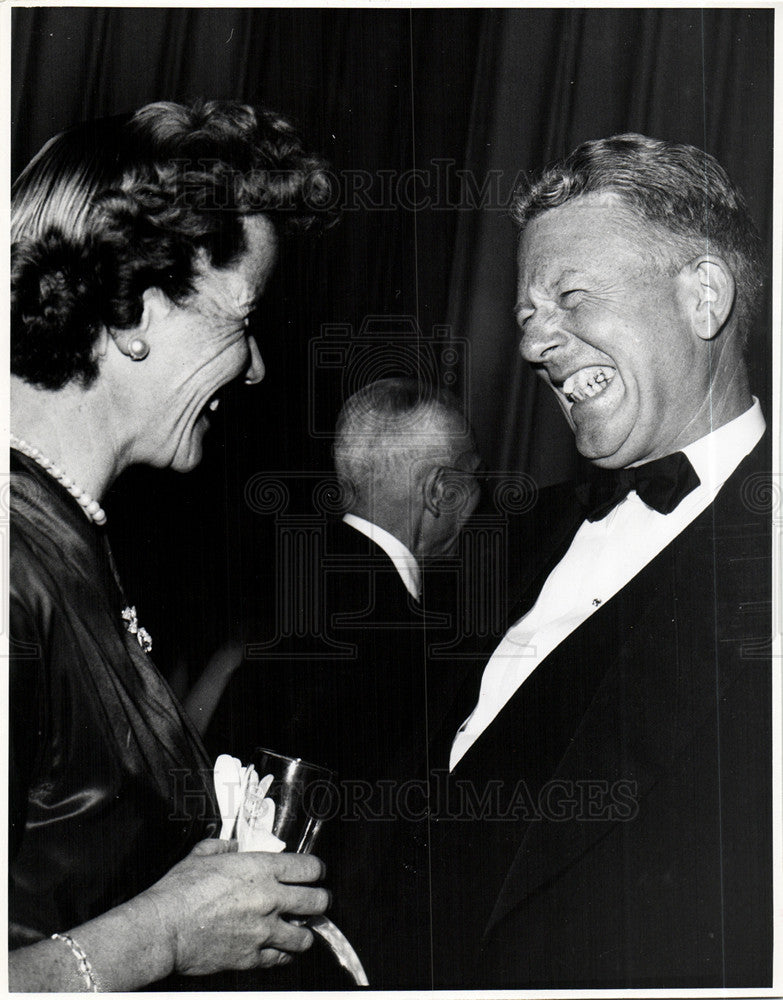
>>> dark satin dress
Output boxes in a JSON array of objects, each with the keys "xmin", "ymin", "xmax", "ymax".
[{"xmin": 9, "ymin": 451, "xmax": 219, "ymax": 949}]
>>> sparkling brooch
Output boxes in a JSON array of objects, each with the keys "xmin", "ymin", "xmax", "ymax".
[{"xmin": 121, "ymin": 605, "xmax": 153, "ymax": 653}]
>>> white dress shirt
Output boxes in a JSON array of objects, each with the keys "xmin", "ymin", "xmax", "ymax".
[
  {"xmin": 450, "ymin": 399, "xmax": 766, "ymax": 770},
  {"xmin": 342, "ymin": 513, "xmax": 421, "ymax": 601}
]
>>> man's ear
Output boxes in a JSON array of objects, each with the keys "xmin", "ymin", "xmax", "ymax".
[
  {"xmin": 680, "ymin": 255, "xmax": 736, "ymax": 341},
  {"xmin": 423, "ymin": 466, "xmax": 470, "ymax": 517},
  {"xmin": 422, "ymin": 466, "xmax": 444, "ymax": 517}
]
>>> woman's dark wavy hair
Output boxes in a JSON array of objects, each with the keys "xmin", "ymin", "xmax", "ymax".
[
  {"xmin": 12, "ymin": 100, "xmax": 336, "ymax": 389},
  {"xmin": 510, "ymin": 133, "xmax": 764, "ymax": 345}
]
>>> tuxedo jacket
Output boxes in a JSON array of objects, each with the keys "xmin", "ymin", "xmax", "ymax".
[{"xmin": 429, "ymin": 436, "xmax": 773, "ymax": 988}]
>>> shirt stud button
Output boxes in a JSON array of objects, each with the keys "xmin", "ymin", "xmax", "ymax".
[{"xmin": 592, "ymin": 598, "xmax": 602, "ymax": 606}]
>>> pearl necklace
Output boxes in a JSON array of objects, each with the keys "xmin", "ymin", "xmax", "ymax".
[{"xmin": 10, "ymin": 434, "xmax": 107, "ymax": 525}]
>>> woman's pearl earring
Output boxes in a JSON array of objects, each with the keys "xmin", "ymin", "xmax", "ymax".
[{"xmin": 128, "ymin": 338, "xmax": 150, "ymax": 361}]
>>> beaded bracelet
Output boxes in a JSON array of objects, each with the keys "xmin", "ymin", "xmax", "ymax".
[{"xmin": 51, "ymin": 933, "xmax": 99, "ymax": 992}]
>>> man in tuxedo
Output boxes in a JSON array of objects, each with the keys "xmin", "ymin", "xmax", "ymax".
[
  {"xmin": 210, "ymin": 377, "xmax": 480, "ymax": 987},
  {"xmin": 430, "ymin": 134, "xmax": 772, "ymax": 987}
]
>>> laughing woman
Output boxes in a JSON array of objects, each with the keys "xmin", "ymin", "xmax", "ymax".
[{"xmin": 9, "ymin": 101, "xmax": 333, "ymax": 991}]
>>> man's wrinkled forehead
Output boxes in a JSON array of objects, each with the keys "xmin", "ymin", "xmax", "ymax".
[
  {"xmin": 516, "ymin": 192, "xmax": 674, "ymax": 287},
  {"xmin": 518, "ymin": 190, "xmax": 639, "ymax": 241}
]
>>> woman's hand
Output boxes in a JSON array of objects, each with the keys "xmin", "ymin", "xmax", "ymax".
[
  {"xmin": 9, "ymin": 838, "xmax": 330, "ymax": 991},
  {"xmin": 141, "ymin": 838, "xmax": 329, "ymax": 976}
]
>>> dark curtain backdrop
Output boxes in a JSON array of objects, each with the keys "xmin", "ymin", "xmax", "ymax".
[{"xmin": 12, "ymin": 8, "xmax": 774, "ymax": 676}]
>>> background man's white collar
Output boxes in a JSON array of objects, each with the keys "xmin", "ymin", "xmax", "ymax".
[{"xmin": 342, "ymin": 513, "xmax": 421, "ymax": 601}]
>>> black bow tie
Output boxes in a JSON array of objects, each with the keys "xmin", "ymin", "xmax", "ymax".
[{"xmin": 576, "ymin": 451, "xmax": 701, "ymax": 522}]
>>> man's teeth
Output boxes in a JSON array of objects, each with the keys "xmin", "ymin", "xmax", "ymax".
[
  {"xmin": 562, "ymin": 367, "xmax": 615, "ymax": 403},
  {"xmin": 209, "ymin": 398, "xmax": 220, "ymax": 412}
]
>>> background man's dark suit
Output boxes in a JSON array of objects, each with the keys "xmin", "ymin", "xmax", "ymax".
[
  {"xmin": 429, "ymin": 434, "xmax": 772, "ymax": 988},
  {"xmin": 209, "ymin": 517, "xmax": 435, "ymax": 988}
]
